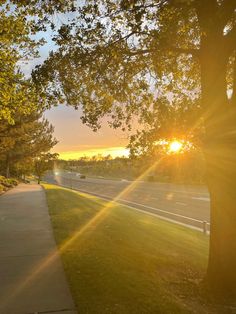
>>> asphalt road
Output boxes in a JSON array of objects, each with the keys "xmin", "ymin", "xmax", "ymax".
[{"xmin": 45, "ymin": 171, "xmax": 210, "ymax": 231}]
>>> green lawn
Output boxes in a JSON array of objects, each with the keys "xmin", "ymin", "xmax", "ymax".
[{"xmin": 43, "ymin": 183, "xmax": 216, "ymax": 314}]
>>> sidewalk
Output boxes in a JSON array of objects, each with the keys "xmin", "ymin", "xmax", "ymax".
[{"xmin": 0, "ymin": 184, "xmax": 77, "ymax": 314}]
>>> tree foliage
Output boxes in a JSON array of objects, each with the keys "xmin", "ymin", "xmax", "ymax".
[
  {"xmin": 0, "ymin": 108, "xmax": 57, "ymax": 178},
  {"xmin": 34, "ymin": 0, "xmax": 202, "ymax": 136},
  {"xmin": 0, "ymin": 0, "xmax": 74, "ymax": 178},
  {"xmin": 0, "ymin": 0, "xmax": 75, "ymax": 123},
  {"xmin": 34, "ymin": 152, "xmax": 58, "ymax": 184},
  {"xmin": 59, "ymin": 151, "xmax": 206, "ymax": 184}
]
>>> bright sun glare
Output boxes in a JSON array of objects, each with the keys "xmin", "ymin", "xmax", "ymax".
[{"xmin": 168, "ymin": 140, "xmax": 183, "ymax": 153}]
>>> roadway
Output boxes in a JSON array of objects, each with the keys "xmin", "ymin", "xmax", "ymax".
[{"xmin": 45, "ymin": 171, "xmax": 210, "ymax": 231}]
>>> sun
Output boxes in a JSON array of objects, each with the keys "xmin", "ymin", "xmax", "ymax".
[{"xmin": 168, "ymin": 140, "xmax": 183, "ymax": 153}]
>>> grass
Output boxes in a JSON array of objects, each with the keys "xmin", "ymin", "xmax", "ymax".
[{"xmin": 43, "ymin": 183, "xmax": 217, "ymax": 314}]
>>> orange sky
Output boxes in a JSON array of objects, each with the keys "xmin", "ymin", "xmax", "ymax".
[
  {"xmin": 25, "ymin": 30, "xmax": 131, "ymax": 160},
  {"xmin": 45, "ymin": 105, "xmax": 130, "ymax": 160}
]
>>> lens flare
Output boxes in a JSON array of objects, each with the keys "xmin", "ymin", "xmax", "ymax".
[
  {"xmin": 168, "ymin": 140, "xmax": 183, "ymax": 153},
  {"xmin": 1, "ymin": 157, "xmax": 167, "ymax": 308}
]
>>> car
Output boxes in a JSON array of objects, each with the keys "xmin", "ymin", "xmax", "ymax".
[{"xmin": 80, "ymin": 174, "xmax": 86, "ymax": 179}]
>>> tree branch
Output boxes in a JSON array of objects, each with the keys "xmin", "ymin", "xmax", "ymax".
[
  {"xmin": 128, "ymin": 47, "xmax": 200, "ymax": 58},
  {"xmin": 231, "ymin": 53, "xmax": 236, "ymax": 104},
  {"xmin": 224, "ymin": 26, "xmax": 236, "ymax": 54},
  {"xmin": 220, "ymin": 1, "xmax": 236, "ymax": 28}
]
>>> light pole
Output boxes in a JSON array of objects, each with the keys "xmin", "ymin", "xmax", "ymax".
[{"xmin": 70, "ymin": 167, "xmax": 73, "ymax": 189}]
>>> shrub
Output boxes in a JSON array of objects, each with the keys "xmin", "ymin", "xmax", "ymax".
[
  {"xmin": 0, "ymin": 176, "xmax": 6, "ymax": 184},
  {"xmin": 0, "ymin": 176, "xmax": 18, "ymax": 190},
  {"xmin": 2, "ymin": 181, "xmax": 13, "ymax": 188},
  {"xmin": 7, "ymin": 178, "xmax": 18, "ymax": 186}
]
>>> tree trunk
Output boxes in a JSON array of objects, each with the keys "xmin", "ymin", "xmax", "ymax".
[
  {"xmin": 206, "ymin": 148, "xmax": 236, "ymax": 300},
  {"xmin": 6, "ymin": 156, "xmax": 10, "ymax": 178},
  {"xmin": 200, "ymin": 33, "xmax": 236, "ymax": 300}
]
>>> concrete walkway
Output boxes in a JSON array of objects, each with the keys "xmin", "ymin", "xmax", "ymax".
[{"xmin": 0, "ymin": 184, "xmax": 77, "ymax": 314}]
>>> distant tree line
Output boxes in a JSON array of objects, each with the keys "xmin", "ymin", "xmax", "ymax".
[{"xmin": 58, "ymin": 150, "xmax": 206, "ymax": 184}]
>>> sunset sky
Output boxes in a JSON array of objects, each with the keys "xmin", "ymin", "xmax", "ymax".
[
  {"xmin": 26, "ymin": 19, "xmax": 130, "ymax": 160},
  {"xmin": 45, "ymin": 105, "xmax": 130, "ymax": 160}
]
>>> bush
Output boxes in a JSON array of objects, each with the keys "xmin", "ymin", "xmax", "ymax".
[
  {"xmin": 0, "ymin": 176, "xmax": 6, "ymax": 184},
  {"xmin": 0, "ymin": 176, "xmax": 18, "ymax": 190},
  {"xmin": 7, "ymin": 178, "xmax": 18, "ymax": 186},
  {"xmin": 2, "ymin": 181, "xmax": 13, "ymax": 188}
]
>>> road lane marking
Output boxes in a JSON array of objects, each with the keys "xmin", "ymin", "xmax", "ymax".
[
  {"xmin": 68, "ymin": 187, "xmax": 207, "ymax": 224},
  {"xmin": 191, "ymin": 197, "xmax": 210, "ymax": 202},
  {"xmin": 166, "ymin": 193, "xmax": 173, "ymax": 200},
  {"xmin": 69, "ymin": 186, "xmax": 206, "ymax": 232},
  {"xmin": 118, "ymin": 199, "xmax": 203, "ymax": 222},
  {"xmin": 52, "ymin": 177, "xmax": 209, "ymax": 223},
  {"xmin": 57, "ymin": 173, "xmax": 209, "ymax": 196},
  {"xmin": 46, "ymin": 179, "xmax": 211, "ymax": 233}
]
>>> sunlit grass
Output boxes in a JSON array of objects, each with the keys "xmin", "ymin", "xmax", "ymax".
[
  {"xmin": 5, "ymin": 157, "xmax": 168, "ymax": 303},
  {"xmin": 43, "ymin": 184, "xmax": 217, "ymax": 314}
]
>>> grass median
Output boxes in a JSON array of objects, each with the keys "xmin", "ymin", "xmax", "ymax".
[{"xmin": 43, "ymin": 183, "xmax": 215, "ymax": 314}]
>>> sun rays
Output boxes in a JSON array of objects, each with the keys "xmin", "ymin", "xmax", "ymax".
[
  {"xmin": 168, "ymin": 140, "xmax": 183, "ymax": 153},
  {"xmin": 0, "ymin": 157, "xmax": 166, "ymax": 308}
]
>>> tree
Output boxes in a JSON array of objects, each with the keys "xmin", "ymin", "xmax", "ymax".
[
  {"xmin": 34, "ymin": 0, "xmax": 236, "ymax": 300},
  {"xmin": 0, "ymin": 109, "xmax": 57, "ymax": 178},
  {"xmin": 0, "ymin": 0, "xmax": 75, "ymax": 124},
  {"xmin": 34, "ymin": 152, "xmax": 58, "ymax": 184},
  {"xmin": 0, "ymin": 0, "xmax": 70, "ymax": 177}
]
